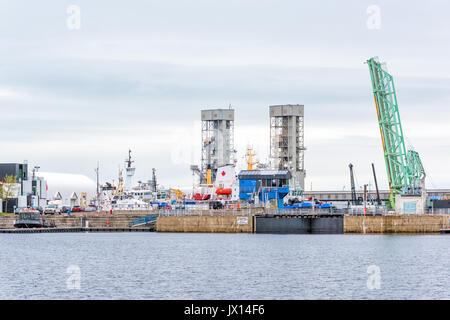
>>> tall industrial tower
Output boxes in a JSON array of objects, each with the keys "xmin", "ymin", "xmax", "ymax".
[
  {"xmin": 201, "ymin": 108, "xmax": 235, "ymax": 184},
  {"xmin": 269, "ymin": 104, "xmax": 305, "ymax": 190}
]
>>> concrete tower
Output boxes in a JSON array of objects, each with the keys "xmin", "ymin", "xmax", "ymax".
[
  {"xmin": 201, "ymin": 108, "xmax": 235, "ymax": 183},
  {"xmin": 269, "ymin": 104, "xmax": 305, "ymax": 190}
]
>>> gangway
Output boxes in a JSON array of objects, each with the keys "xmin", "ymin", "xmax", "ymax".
[{"xmin": 130, "ymin": 215, "xmax": 158, "ymax": 227}]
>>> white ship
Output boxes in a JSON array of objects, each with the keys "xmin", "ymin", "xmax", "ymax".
[{"xmin": 98, "ymin": 150, "xmax": 170, "ymax": 212}]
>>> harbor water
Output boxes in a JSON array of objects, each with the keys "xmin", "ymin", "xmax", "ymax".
[{"xmin": 0, "ymin": 233, "xmax": 449, "ymax": 300}]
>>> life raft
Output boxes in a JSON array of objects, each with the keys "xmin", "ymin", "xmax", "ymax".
[{"xmin": 215, "ymin": 188, "xmax": 232, "ymax": 195}]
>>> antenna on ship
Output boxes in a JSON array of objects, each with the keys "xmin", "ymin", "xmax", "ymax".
[
  {"xmin": 126, "ymin": 149, "xmax": 134, "ymax": 168},
  {"xmin": 152, "ymin": 168, "xmax": 157, "ymax": 192},
  {"xmin": 124, "ymin": 149, "xmax": 136, "ymax": 192}
]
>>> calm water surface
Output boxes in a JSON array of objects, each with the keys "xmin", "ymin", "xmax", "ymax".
[{"xmin": 0, "ymin": 233, "xmax": 448, "ymax": 299}]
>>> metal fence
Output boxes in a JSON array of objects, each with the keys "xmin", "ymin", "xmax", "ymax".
[
  {"xmin": 158, "ymin": 209, "xmax": 254, "ymax": 216},
  {"xmin": 345, "ymin": 206, "xmax": 389, "ymax": 216},
  {"xmin": 267, "ymin": 208, "xmax": 337, "ymax": 215},
  {"xmin": 429, "ymin": 208, "xmax": 450, "ymax": 214},
  {"xmin": 118, "ymin": 206, "xmax": 450, "ymax": 217},
  {"xmin": 157, "ymin": 207, "xmax": 340, "ymax": 216}
]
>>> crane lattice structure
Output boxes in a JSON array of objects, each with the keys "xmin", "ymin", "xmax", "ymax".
[
  {"xmin": 348, "ymin": 163, "xmax": 358, "ymax": 205},
  {"xmin": 367, "ymin": 57, "xmax": 425, "ymax": 209}
]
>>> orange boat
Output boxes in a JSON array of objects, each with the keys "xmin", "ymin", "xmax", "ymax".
[
  {"xmin": 193, "ymin": 193, "xmax": 211, "ymax": 201},
  {"xmin": 215, "ymin": 188, "xmax": 232, "ymax": 195}
]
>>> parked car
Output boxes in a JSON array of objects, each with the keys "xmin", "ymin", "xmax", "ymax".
[
  {"xmin": 84, "ymin": 205, "xmax": 98, "ymax": 212},
  {"xmin": 44, "ymin": 205, "xmax": 61, "ymax": 215},
  {"xmin": 71, "ymin": 206, "xmax": 83, "ymax": 212},
  {"xmin": 32, "ymin": 206, "xmax": 44, "ymax": 214},
  {"xmin": 209, "ymin": 200, "xmax": 224, "ymax": 210},
  {"xmin": 60, "ymin": 206, "xmax": 71, "ymax": 213}
]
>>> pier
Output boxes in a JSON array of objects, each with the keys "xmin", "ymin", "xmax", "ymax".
[
  {"xmin": 0, "ymin": 227, "xmax": 154, "ymax": 234},
  {"xmin": 0, "ymin": 211, "xmax": 449, "ymax": 234},
  {"xmin": 156, "ymin": 211, "xmax": 344, "ymax": 234}
]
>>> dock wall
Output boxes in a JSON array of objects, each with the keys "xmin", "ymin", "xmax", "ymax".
[
  {"xmin": 157, "ymin": 214, "xmax": 449, "ymax": 234},
  {"xmin": 2, "ymin": 213, "xmax": 449, "ymax": 234},
  {"xmin": 255, "ymin": 215, "xmax": 343, "ymax": 234},
  {"xmin": 0, "ymin": 213, "xmax": 153, "ymax": 229},
  {"xmin": 0, "ymin": 216, "xmax": 16, "ymax": 229},
  {"xmin": 344, "ymin": 214, "xmax": 450, "ymax": 233},
  {"xmin": 156, "ymin": 215, "xmax": 254, "ymax": 233}
]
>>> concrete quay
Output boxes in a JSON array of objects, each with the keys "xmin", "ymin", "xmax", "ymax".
[
  {"xmin": 344, "ymin": 214, "xmax": 450, "ymax": 234},
  {"xmin": 1, "ymin": 211, "xmax": 449, "ymax": 234},
  {"xmin": 0, "ymin": 227, "xmax": 154, "ymax": 234},
  {"xmin": 156, "ymin": 214, "xmax": 255, "ymax": 233},
  {"xmin": 0, "ymin": 212, "xmax": 155, "ymax": 230},
  {"xmin": 157, "ymin": 212, "xmax": 450, "ymax": 234}
]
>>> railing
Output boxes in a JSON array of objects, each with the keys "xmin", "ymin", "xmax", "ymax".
[
  {"xmin": 429, "ymin": 208, "xmax": 450, "ymax": 214},
  {"xmin": 157, "ymin": 207, "xmax": 340, "ymax": 216},
  {"xmin": 158, "ymin": 209, "xmax": 254, "ymax": 216},
  {"xmin": 275, "ymin": 207, "xmax": 336, "ymax": 215},
  {"xmin": 344, "ymin": 207, "xmax": 388, "ymax": 215}
]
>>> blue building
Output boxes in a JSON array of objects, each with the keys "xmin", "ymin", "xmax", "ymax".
[{"xmin": 238, "ymin": 170, "xmax": 291, "ymax": 208}]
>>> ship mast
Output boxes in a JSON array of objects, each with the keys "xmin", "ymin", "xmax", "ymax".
[
  {"xmin": 124, "ymin": 149, "xmax": 136, "ymax": 191},
  {"xmin": 126, "ymin": 149, "xmax": 134, "ymax": 168},
  {"xmin": 246, "ymin": 146, "xmax": 258, "ymax": 170}
]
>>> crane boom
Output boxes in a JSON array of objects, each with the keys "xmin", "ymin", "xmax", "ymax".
[
  {"xmin": 406, "ymin": 150, "xmax": 426, "ymax": 193},
  {"xmin": 367, "ymin": 57, "xmax": 409, "ymax": 208},
  {"xmin": 349, "ymin": 164, "xmax": 357, "ymax": 205},
  {"xmin": 367, "ymin": 57, "xmax": 425, "ymax": 209}
]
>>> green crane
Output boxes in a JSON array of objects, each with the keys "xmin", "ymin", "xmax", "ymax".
[{"xmin": 366, "ymin": 57, "xmax": 426, "ymax": 209}]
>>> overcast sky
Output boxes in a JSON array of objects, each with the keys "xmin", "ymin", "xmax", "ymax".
[{"xmin": 0, "ymin": 0, "xmax": 449, "ymax": 191}]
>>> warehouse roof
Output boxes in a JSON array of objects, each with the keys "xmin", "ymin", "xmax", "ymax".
[{"xmin": 238, "ymin": 169, "xmax": 291, "ymax": 180}]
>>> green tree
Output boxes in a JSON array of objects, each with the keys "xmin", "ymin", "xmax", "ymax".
[{"xmin": 0, "ymin": 175, "xmax": 18, "ymax": 213}]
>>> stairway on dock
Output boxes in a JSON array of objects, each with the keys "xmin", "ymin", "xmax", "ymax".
[{"xmin": 0, "ymin": 216, "xmax": 16, "ymax": 229}]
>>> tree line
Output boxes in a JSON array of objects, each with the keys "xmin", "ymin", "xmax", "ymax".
[{"xmin": 0, "ymin": 175, "xmax": 18, "ymax": 213}]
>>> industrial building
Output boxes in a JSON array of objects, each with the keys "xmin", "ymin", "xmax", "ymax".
[
  {"xmin": 200, "ymin": 108, "xmax": 235, "ymax": 184},
  {"xmin": 238, "ymin": 169, "xmax": 291, "ymax": 208},
  {"xmin": 35, "ymin": 172, "xmax": 96, "ymax": 207},
  {"xmin": 269, "ymin": 105, "xmax": 306, "ymax": 191},
  {"xmin": 0, "ymin": 162, "xmax": 47, "ymax": 212}
]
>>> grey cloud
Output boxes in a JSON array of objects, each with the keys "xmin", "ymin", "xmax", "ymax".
[{"xmin": 0, "ymin": 0, "xmax": 449, "ymax": 189}]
